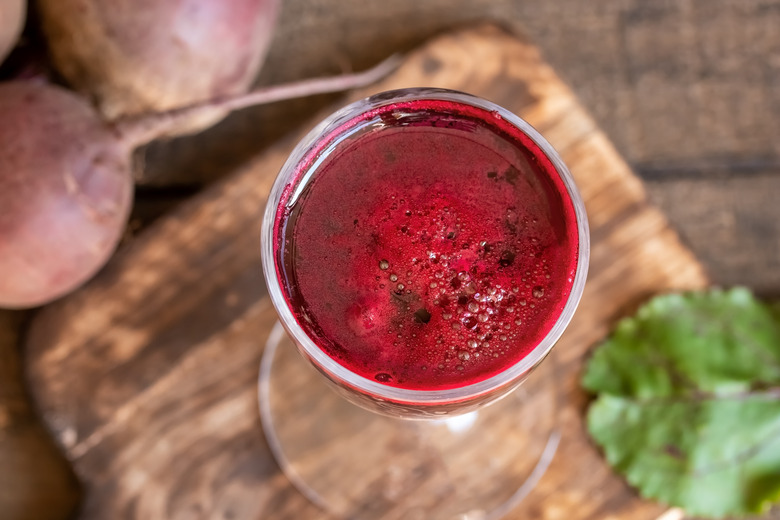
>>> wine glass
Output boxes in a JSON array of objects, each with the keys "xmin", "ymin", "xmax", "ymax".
[{"xmin": 260, "ymin": 88, "xmax": 589, "ymax": 519}]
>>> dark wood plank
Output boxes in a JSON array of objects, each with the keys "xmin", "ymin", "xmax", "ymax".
[
  {"xmin": 646, "ymin": 171, "xmax": 780, "ymax": 297},
  {"xmin": 24, "ymin": 26, "xmax": 712, "ymax": 519},
  {"xmin": 139, "ymin": 0, "xmax": 780, "ymax": 187},
  {"xmin": 0, "ymin": 310, "xmax": 81, "ymax": 520}
]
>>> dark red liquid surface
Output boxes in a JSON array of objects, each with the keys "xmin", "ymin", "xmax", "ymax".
[{"xmin": 274, "ymin": 98, "xmax": 579, "ymax": 391}]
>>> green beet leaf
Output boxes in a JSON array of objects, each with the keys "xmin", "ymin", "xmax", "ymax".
[{"xmin": 583, "ymin": 288, "xmax": 780, "ymax": 518}]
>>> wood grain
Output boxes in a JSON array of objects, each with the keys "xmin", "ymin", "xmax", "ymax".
[
  {"xmin": 645, "ymin": 172, "xmax": 780, "ymax": 297},
  {"xmin": 26, "ymin": 26, "xmax": 711, "ymax": 519}
]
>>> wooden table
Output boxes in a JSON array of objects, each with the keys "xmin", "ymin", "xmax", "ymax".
[{"xmin": 1, "ymin": 2, "xmax": 779, "ymax": 518}]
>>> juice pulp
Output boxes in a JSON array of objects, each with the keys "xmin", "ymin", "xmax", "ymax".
[{"xmin": 274, "ymin": 98, "xmax": 579, "ymax": 391}]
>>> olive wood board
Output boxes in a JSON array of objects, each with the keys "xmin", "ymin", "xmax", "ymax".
[{"xmin": 26, "ymin": 26, "xmax": 709, "ymax": 520}]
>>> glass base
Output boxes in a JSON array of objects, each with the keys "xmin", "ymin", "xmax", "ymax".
[{"xmin": 259, "ymin": 322, "xmax": 560, "ymax": 520}]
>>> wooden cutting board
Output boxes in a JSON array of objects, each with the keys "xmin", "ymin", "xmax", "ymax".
[{"xmin": 26, "ymin": 26, "xmax": 708, "ymax": 519}]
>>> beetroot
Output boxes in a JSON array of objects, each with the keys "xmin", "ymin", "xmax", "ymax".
[
  {"xmin": 0, "ymin": 82, "xmax": 132, "ymax": 309},
  {"xmin": 36, "ymin": 0, "xmax": 280, "ymax": 132},
  {"xmin": 0, "ymin": 57, "xmax": 398, "ymax": 308},
  {"xmin": 0, "ymin": 0, "xmax": 25, "ymax": 64}
]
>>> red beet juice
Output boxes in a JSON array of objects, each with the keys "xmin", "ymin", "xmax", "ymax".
[{"xmin": 273, "ymin": 97, "xmax": 579, "ymax": 391}]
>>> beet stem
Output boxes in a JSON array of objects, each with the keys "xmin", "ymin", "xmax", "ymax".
[{"xmin": 114, "ymin": 54, "xmax": 402, "ymax": 148}]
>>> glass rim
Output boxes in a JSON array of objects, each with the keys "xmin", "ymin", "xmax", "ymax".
[{"xmin": 261, "ymin": 87, "xmax": 590, "ymax": 405}]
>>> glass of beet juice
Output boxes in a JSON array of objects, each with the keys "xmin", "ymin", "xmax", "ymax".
[{"xmin": 260, "ymin": 88, "xmax": 589, "ymax": 519}]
